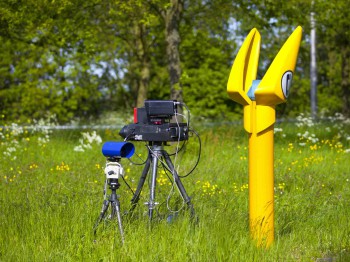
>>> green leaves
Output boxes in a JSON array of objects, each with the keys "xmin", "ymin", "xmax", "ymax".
[{"xmin": 0, "ymin": 0, "xmax": 349, "ymax": 123}]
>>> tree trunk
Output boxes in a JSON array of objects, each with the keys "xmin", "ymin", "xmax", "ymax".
[
  {"xmin": 164, "ymin": 0, "xmax": 183, "ymax": 104},
  {"xmin": 341, "ymin": 45, "xmax": 350, "ymax": 116},
  {"xmin": 134, "ymin": 22, "xmax": 150, "ymax": 108}
]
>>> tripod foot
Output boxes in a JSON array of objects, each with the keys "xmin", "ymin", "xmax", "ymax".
[{"xmin": 166, "ymin": 213, "xmax": 178, "ymax": 223}]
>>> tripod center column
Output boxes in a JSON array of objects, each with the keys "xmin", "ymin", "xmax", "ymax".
[{"xmin": 148, "ymin": 144, "xmax": 163, "ymax": 219}]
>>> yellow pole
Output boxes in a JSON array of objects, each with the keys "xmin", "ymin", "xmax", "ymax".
[
  {"xmin": 227, "ymin": 26, "xmax": 302, "ymax": 248},
  {"xmin": 249, "ymin": 101, "xmax": 274, "ymax": 247}
]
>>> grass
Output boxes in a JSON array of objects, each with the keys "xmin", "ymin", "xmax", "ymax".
[{"xmin": 0, "ymin": 117, "xmax": 349, "ymax": 261}]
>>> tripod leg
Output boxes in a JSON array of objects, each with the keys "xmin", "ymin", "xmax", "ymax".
[
  {"xmin": 111, "ymin": 200, "xmax": 125, "ymax": 244},
  {"xmin": 129, "ymin": 153, "xmax": 151, "ymax": 212},
  {"xmin": 162, "ymin": 151, "xmax": 196, "ymax": 218},
  {"xmin": 148, "ymin": 150, "xmax": 159, "ymax": 220},
  {"xmin": 93, "ymin": 200, "xmax": 110, "ymax": 234}
]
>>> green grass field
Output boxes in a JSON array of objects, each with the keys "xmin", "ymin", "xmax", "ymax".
[{"xmin": 1, "ymin": 116, "xmax": 349, "ymax": 261}]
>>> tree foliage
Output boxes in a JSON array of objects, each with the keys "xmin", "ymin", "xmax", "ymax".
[{"xmin": 0, "ymin": 0, "xmax": 349, "ymax": 123}]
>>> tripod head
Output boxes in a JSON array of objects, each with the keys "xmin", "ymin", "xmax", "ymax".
[{"xmin": 104, "ymin": 157, "xmax": 124, "ymax": 189}]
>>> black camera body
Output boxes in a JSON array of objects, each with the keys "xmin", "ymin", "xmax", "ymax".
[{"xmin": 119, "ymin": 100, "xmax": 189, "ymax": 142}]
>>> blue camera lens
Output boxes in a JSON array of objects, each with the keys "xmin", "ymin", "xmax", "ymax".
[{"xmin": 102, "ymin": 142, "xmax": 135, "ymax": 158}]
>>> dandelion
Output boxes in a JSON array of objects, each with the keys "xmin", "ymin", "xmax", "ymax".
[
  {"xmin": 56, "ymin": 162, "xmax": 70, "ymax": 171},
  {"xmin": 276, "ymin": 183, "xmax": 286, "ymax": 194},
  {"xmin": 157, "ymin": 173, "xmax": 168, "ymax": 186},
  {"xmin": 310, "ymin": 144, "xmax": 317, "ymax": 151},
  {"xmin": 29, "ymin": 164, "xmax": 39, "ymax": 169},
  {"xmin": 240, "ymin": 183, "xmax": 248, "ymax": 192}
]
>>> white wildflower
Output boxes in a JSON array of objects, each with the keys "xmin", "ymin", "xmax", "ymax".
[
  {"xmin": 74, "ymin": 131, "xmax": 102, "ymax": 152},
  {"xmin": 74, "ymin": 145, "xmax": 85, "ymax": 152},
  {"xmin": 274, "ymin": 128, "xmax": 283, "ymax": 133}
]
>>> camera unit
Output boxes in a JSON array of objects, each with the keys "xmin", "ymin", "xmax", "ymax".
[{"xmin": 119, "ymin": 100, "xmax": 189, "ymax": 142}]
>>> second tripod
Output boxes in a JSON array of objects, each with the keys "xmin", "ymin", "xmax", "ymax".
[
  {"xmin": 94, "ymin": 157, "xmax": 125, "ymax": 243},
  {"xmin": 129, "ymin": 142, "xmax": 195, "ymax": 220}
]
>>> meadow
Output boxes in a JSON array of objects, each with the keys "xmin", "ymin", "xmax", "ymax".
[{"xmin": 1, "ymin": 114, "xmax": 349, "ymax": 261}]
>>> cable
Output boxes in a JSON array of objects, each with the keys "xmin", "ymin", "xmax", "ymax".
[
  {"xmin": 174, "ymin": 101, "xmax": 191, "ymax": 128},
  {"xmin": 167, "ymin": 140, "xmax": 187, "ymax": 156},
  {"xmin": 121, "ymin": 176, "xmax": 135, "ymax": 195},
  {"xmin": 127, "ymin": 143, "xmax": 148, "ymax": 166},
  {"xmin": 123, "ymin": 129, "xmax": 135, "ymax": 142},
  {"xmin": 181, "ymin": 102, "xmax": 191, "ymax": 128},
  {"xmin": 178, "ymin": 128, "xmax": 201, "ymax": 178},
  {"xmin": 173, "ymin": 111, "xmax": 182, "ymax": 175}
]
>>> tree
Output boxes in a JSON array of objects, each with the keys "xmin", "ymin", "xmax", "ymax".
[
  {"xmin": 0, "ymin": 0, "xmax": 109, "ymax": 121},
  {"xmin": 163, "ymin": 0, "xmax": 183, "ymax": 103},
  {"xmin": 1, "ymin": 0, "xmax": 349, "ymax": 123},
  {"xmin": 315, "ymin": 0, "xmax": 350, "ymax": 116},
  {"xmin": 310, "ymin": 1, "xmax": 317, "ymax": 118}
]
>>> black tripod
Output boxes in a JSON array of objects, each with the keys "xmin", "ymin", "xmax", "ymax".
[
  {"xmin": 129, "ymin": 142, "xmax": 195, "ymax": 220},
  {"xmin": 94, "ymin": 157, "xmax": 125, "ymax": 243}
]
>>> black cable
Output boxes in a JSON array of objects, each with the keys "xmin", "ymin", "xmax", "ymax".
[
  {"xmin": 127, "ymin": 143, "xmax": 148, "ymax": 166},
  {"xmin": 128, "ymin": 156, "xmax": 147, "ymax": 166},
  {"xmin": 121, "ymin": 176, "xmax": 135, "ymax": 195},
  {"xmin": 167, "ymin": 140, "xmax": 187, "ymax": 156},
  {"xmin": 158, "ymin": 128, "xmax": 201, "ymax": 178},
  {"xmin": 178, "ymin": 128, "xmax": 201, "ymax": 178},
  {"xmin": 123, "ymin": 129, "xmax": 135, "ymax": 141}
]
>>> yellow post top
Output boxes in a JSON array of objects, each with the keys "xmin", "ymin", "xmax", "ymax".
[
  {"xmin": 254, "ymin": 26, "xmax": 303, "ymax": 106},
  {"xmin": 227, "ymin": 28, "xmax": 261, "ymax": 106},
  {"xmin": 227, "ymin": 26, "xmax": 303, "ymax": 133}
]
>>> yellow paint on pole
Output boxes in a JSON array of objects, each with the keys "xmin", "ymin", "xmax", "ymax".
[
  {"xmin": 227, "ymin": 28, "xmax": 260, "ymax": 133},
  {"xmin": 227, "ymin": 26, "xmax": 302, "ymax": 248},
  {"xmin": 255, "ymin": 26, "xmax": 303, "ymax": 107},
  {"xmin": 249, "ymin": 102, "xmax": 275, "ymax": 247}
]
